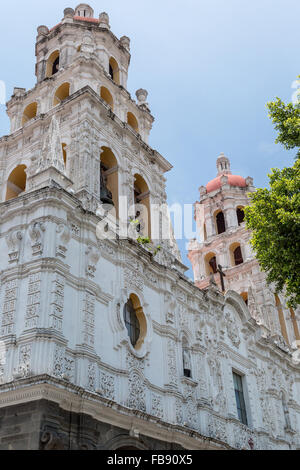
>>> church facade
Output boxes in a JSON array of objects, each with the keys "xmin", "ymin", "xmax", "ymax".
[{"xmin": 0, "ymin": 4, "xmax": 299, "ymax": 450}]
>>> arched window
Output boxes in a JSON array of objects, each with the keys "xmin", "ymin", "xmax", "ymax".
[
  {"xmin": 62, "ymin": 143, "xmax": 67, "ymax": 167},
  {"xmin": 134, "ymin": 174, "xmax": 151, "ymax": 238},
  {"xmin": 215, "ymin": 210, "xmax": 226, "ymax": 234},
  {"xmin": 53, "ymin": 83, "xmax": 70, "ymax": 106},
  {"xmin": 205, "ymin": 252, "xmax": 217, "ymax": 275},
  {"xmin": 21, "ymin": 102, "xmax": 38, "ymax": 126},
  {"xmin": 100, "ymin": 86, "xmax": 114, "ymax": 110},
  {"xmin": 127, "ymin": 112, "xmax": 139, "ymax": 133},
  {"xmin": 109, "ymin": 57, "xmax": 120, "ymax": 84},
  {"xmin": 100, "ymin": 147, "xmax": 119, "ymax": 217},
  {"xmin": 5, "ymin": 165, "xmax": 27, "ymax": 201},
  {"xmin": 290, "ymin": 308, "xmax": 300, "ymax": 344},
  {"xmin": 237, "ymin": 207, "xmax": 245, "ymax": 226},
  {"xmin": 275, "ymin": 295, "xmax": 289, "ymax": 345},
  {"xmin": 46, "ymin": 50, "xmax": 60, "ymax": 78},
  {"xmin": 182, "ymin": 337, "xmax": 192, "ymax": 378},
  {"xmin": 123, "ymin": 294, "xmax": 147, "ymax": 350},
  {"xmin": 230, "ymin": 243, "xmax": 244, "ymax": 266}
]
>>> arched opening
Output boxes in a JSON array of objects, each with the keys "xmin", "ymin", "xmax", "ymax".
[
  {"xmin": 215, "ymin": 210, "xmax": 226, "ymax": 234},
  {"xmin": 205, "ymin": 252, "xmax": 217, "ymax": 275},
  {"xmin": 290, "ymin": 308, "xmax": 300, "ymax": 344},
  {"xmin": 22, "ymin": 102, "xmax": 38, "ymax": 126},
  {"xmin": 53, "ymin": 83, "xmax": 70, "ymax": 106},
  {"xmin": 123, "ymin": 294, "xmax": 147, "ymax": 350},
  {"xmin": 5, "ymin": 165, "xmax": 27, "ymax": 201},
  {"xmin": 182, "ymin": 336, "xmax": 192, "ymax": 378},
  {"xmin": 46, "ymin": 50, "xmax": 60, "ymax": 78},
  {"xmin": 230, "ymin": 243, "xmax": 244, "ymax": 266},
  {"xmin": 62, "ymin": 143, "xmax": 67, "ymax": 167},
  {"xmin": 134, "ymin": 174, "xmax": 151, "ymax": 238},
  {"xmin": 240, "ymin": 292, "xmax": 248, "ymax": 306},
  {"xmin": 100, "ymin": 86, "xmax": 114, "ymax": 110},
  {"xmin": 237, "ymin": 206, "xmax": 245, "ymax": 226},
  {"xmin": 275, "ymin": 294, "xmax": 289, "ymax": 345},
  {"xmin": 109, "ymin": 57, "xmax": 120, "ymax": 85},
  {"xmin": 100, "ymin": 147, "xmax": 119, "ymax": 217},
  {"xmin": 127, "ymin": 112, "xmax": 139, "ymax": 133}
]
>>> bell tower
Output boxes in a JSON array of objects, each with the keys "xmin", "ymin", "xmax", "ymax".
[{"xmin": 188, "ymin": 154, "xmax": 300, "ymax": 346}]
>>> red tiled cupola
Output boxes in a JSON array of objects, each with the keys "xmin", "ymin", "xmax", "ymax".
[{"xmin": 206, "ymin": 153, "xmax": 247, "ymax": 193}]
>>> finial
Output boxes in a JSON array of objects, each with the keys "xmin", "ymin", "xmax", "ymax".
[
  {"xmin": 216, "ymin": 152, "xmax": 232, "ymax": 176},
  {"xmin": 136, "ymin": 89, "xmax": 148, "ymax": 105},
  {"xmin": 37, "ymin": 25, "xmax": 49, "ymax": 37},
  {"xmin": 99, "ymin": 12, "xmax": 110, "ymax": 29},
  {"xmin": 120, "ymin": 36, "xmax": 131, "ymax": 52},
  {"xmin": 63, "ymin": 8, "xmax": 75, "ymax": 19}
]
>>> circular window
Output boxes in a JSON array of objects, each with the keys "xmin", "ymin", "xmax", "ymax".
[{"xmin": 123, "ymin": 298, "xmax": 141, "ymax": 348}]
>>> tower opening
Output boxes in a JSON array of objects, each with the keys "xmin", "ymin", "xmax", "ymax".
[
  {"xmin": 53, "ymin": 83, "xmax": 70, "ymax": 106},
  {"xmin": 237, "ymin": 207, "xmax": 245, "ymax": 225},
  {"xmin": 205, "ymin": 252, "xmax": 217, "ymax": 275},
  {"xmin": 5, "ymin": 165, "xmax": 27, "ymax": 201},
  {"xmin": 275, "ymin": 295, "xmax": 289, "ymax": 345},
  {"xmin": 109, "ymin": 57, "xmax": 120, "ymax": 85},
  {"xmin": 100, "ymin": 87, "xmax": 114, "ymax": 110},
  {"xmin": 100, "ymin": 147, "xmax": 119, "ymax": 217},
  {"xmin": 134, "ymin": 174, "xmax": 151, "ymax": 238},
  {"xmin": 22, "ymin": 102, "xmax": 38, "ymax": 126},
  {"xmin": 46, "ymin": 50, "xmax": 60, "ymax": 78},
  {"xmin": 127, "ymin": 112, "xmax": 139, "ymax": 133},
  {"xmin": 215, "ymin": 211, "xmax": 226, "ymax": 234},
  {"xmin": 233, "ymin": 246, "xmax": 243, "ymax": 265}
]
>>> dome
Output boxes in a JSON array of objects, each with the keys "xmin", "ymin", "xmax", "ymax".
[{"xmin": 206, "ymin": 174, "xmax": 247, "ymax": 193}]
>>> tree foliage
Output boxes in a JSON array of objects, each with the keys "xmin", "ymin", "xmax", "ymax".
[{"xmin": 245, "ymin": 81, "xmax": 300, "ymax": 307}]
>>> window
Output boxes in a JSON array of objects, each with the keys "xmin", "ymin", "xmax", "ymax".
[
  {"xmin": 21, "ymin": 102, "xmax": 38, "ymax": 126},
  {"xmin": 237, "ymin": 207, "xmax": 245, "ymax": 225},
  {"xmin": 127, "ymin": 112, "xmax": 139, "ymax": 133},
  {"xmin": 209, "ymin": 256, "xmax": 217, "ymax": 274},
  {"xmin": 182, "ymin": 337, "xmax": 192, "ymax": 378},
  {"xmin": 100, "ymin": 86, "xmax": 114, "ymax": 110},
  {"xmin": 216, "ymin": 211, "xmax": 226, "ymax": 234},
  {"xmin": 134, "ymin": 174, "xmax": 151, "ymax": 238},
  {"xmin": 109, "ymin": 57, "xmax": 120, "ymax": 85},
  {"xmin": 234, "ymin": 246, "xmax": 243, "ymax": 265},
  {"xmin": 205, "ymin": 252, "xmax": 218, "ymax": 276},
  {"xmin": 124, "ymin": 298, "xmax": 141, "ymax": 348},
  {"xmin": 240, "ymin": 292, "xmax": 248, "ymax": 306},
  {"xmin": 46, "ymin": 50, "xmax": 60, "ymax": 78},
  {"xmin": 233, "ymin": 372, "xmax": 248, "ymax": 425}
]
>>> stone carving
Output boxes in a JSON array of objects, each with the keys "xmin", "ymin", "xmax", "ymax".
[
  {"xmin": 1, "ymin": 279, "xmax": 18, "ymax": 336},
  {"xmin": 167, "ymin": 339, "xmax": 177, "ymax": 387},
  {"xmin": 128, "ymin": 371, "xmax": 146, "ymax": 412},
  {"xmin": 176, "ymin": 399, "xmax": 184, "ymax": 426},
  {"xmin": 208, "ymin": 415, "xmax": 227, "ymax": 442},
  {"xmin": 52, "ymin": 345, "xmax": 74, "ymax": 381},
  {"xmin": 207, "ymin": 357, "xmax": 226, "ymax": 414},
  {"xmin": 15, "ymin": 344, "xmax": 32, "ymax": 378},
  {"xmin": 85, "ymin": 246, "xmax": 100, "ymax": 278},
  {"xmin": 40, "ymin": 430, "xmax": 65, "ymax": 450},
  {"xmin": 87, "ymin": 362, "xmax": 96, "ymax": 391},
  {"xmin": 124, "ymin": 259, "xmax": 144, "ymax": 292},
  {"xmin": 38, "ymin": 116, "xmax": 65, "ymax": 173},
  {"xmin": 151, "ymin": 394, "xmax": 164, "ymax": 419},
  {"xmin": 225, "ymin": 309, "xmax": 241, "ymax": 348},
  {"xmin": 82, "ymin": 292, "xmax": 96, "ymax": 346},
  {"xmin": 99, "ymin": 372, "xmax": 115, "ymax": 400},
  {"xmin": 28, "ymin": 221, "xmax": 46, "ymax": 256},
  {"xmin": 49, "ymin": 273, "xmax": 65, "ymax": 332},
  {"xmin": 5, "ymin": 230, "xmax": 23, "ymax": 263},
  {"xmin": 25, "ymin": 272, "xmax": 41, "ymax": 329},
  {"xmin": 56, "ymin": 224, "xmax": 71, "ymax": 258}
]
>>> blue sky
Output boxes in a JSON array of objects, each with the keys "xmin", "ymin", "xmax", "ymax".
[{"xmin": 0, "ymin": 1, "xmax": 299, "ymax": 276}]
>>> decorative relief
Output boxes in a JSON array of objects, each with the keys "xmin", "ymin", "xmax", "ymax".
[
  {"xmin": 5, "ymin": 230, "xmax": 23, "ymax": 263},
  {"xmin": 207, "ymin": 356, "xmax": 226, "ymax": 414},
  {"xmin": 71, "ymin": 223, "xmax": 80, "ymax": 237},
  {"xmin": 25, "ymin": 272, "xmax": 41, "ymax": 329},
  {"xmin": 208, "ymin": 415, "xmax": 227, "ymax": 442},
  {"xmin": 85, "ymin": 245, "xmax": 100, "ymax": 278},
  {"xmin": 128, "ymin": 371, "xmax": 146, "ymax": 412},
  {"xmin": 124, "ymin": 259, "xmax": 144, "ymax": 292},
  {"xmin": 28, "ymin": 221, "xmax": 46, "ymax": 256},
  {"xmin": 87, "ymin": 362, "xmax": 96, "ymax": 391},
  {"xmin": 1, "ymin": 279, "xmax": 18, "ymax": 336},
  {"xmin": 176, "ymin": 399, "xmax": 184, "ymax": 426},
  {"xmin": 15, "ymin": 344, "xmax": 32, "ymax": 378},
  {"xmin": 82, "ymin": 292, "xmax": 96, "ymax": 346},
  {"xmin": 225, "ymin": 309, "xmax": 241, "ymax": 348},
  {"xmin": 151, "ymin": 393, "xmax": 164, "ymax": 419},
  {"xmin": 52, "ymin": 345, "xmax": 74, "ymax": 382},
  {"xmin": 56, "ymin": 224, "xmax": 71, "ymax": 258},
  {"xmin": 167, "ymin": 339, "xmax": 177, "ymax": 387},
  {"xmin": 99, "ymin": 372, "xmax": 115, "ymax": 401},
  {"xmin": 49, "ymin": 273, "xmax": 65, "ymax": 332}
]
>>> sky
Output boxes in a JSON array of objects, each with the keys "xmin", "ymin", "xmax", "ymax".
[{"xmin": 0, "ymin": 0, "xmax": 299, "ymax": 277}]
